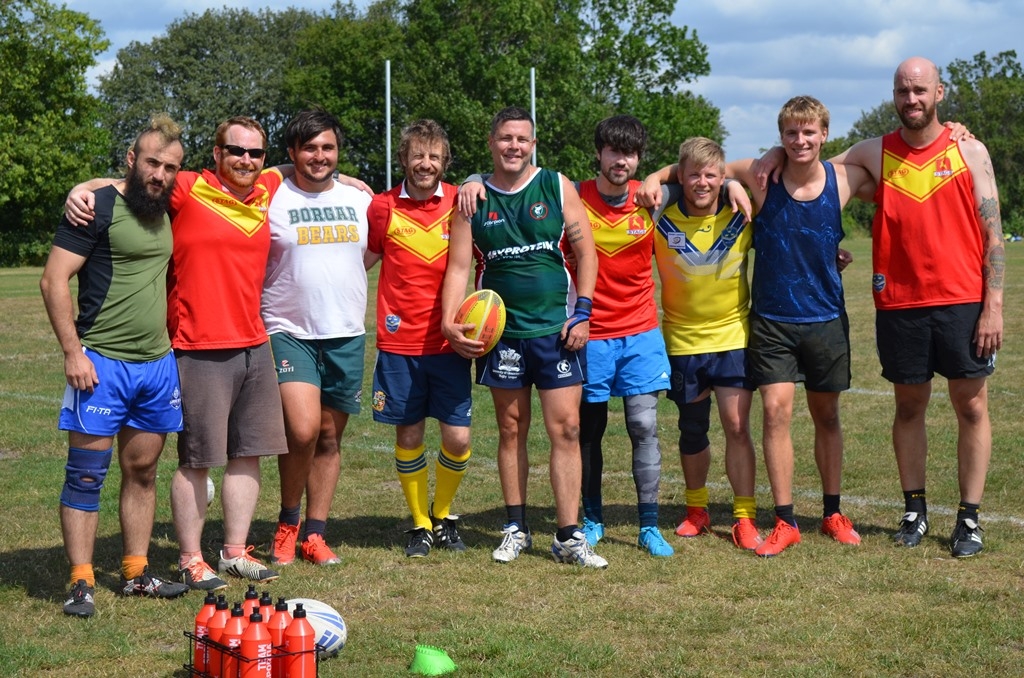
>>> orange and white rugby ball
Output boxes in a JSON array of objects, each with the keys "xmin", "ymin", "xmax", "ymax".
[{"xmin": 455, "ymin": 289, "xmax": 506, "ymax": 354}]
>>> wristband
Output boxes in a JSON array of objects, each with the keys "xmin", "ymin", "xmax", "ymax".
[{"xmin": 566, "ymin": 296, "xmax": 592, "ymax": 333}]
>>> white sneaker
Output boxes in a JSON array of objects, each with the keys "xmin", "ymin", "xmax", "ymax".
[
  {"xmin": 551, "ymin": 530, "xmax": 608, "ymax": 569},
  {"xmin": 218, "ymin": 546, "xmax": 279, "ymax": 582},
  {"xmin": 492, "ymin": 524, "xmax": 532, "ymax": 563}
]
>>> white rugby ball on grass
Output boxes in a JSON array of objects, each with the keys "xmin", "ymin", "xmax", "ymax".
[
  {"xmin": 206, "ymin": 476, "xmax": 215, "ymax": 506},
  {"xmin": 286, "ymin": 598, "xmax": 348, "ymax": 657}
]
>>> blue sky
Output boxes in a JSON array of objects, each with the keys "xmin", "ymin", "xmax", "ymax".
[{"xmin": 73, "ymin": 0, "xmax": 1023, "ymax": 161}]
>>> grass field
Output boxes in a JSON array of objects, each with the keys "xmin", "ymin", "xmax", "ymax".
[{"xmin": 2, "ymin": 238, "xmax": 1023, "ymax": 677}]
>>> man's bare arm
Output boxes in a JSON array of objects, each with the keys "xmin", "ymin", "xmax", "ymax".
[
  {"xmin": 39, "ymin": 247, "xmax": 99, "ymax": 392},
  {"xmin": 560, "ymin": 175, "xmax": 597, "ymax": 352},
  {"xmin": 963, "ymin": 138, "xmax": 1004, "ymax": 358}
]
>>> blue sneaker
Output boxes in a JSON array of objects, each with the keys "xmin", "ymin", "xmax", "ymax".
[
  {"xmin": 638, "ymin": 526, "xmax": 674, "ymax": 557},
  {"xmin": 581, "ymin": 518, "xmax": 605, "ymax": 546}
]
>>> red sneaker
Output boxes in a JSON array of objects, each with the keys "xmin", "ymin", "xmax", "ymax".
[
  {"xmin": 754, "ymin": 518, "xmax": 801, "ymax": 557},
  {"xmin": 301, "ymin": 533, "xmax": 341, "ymax": 565},
  {"xmin": 731, "ymin": 518, "xmax": 763, "ymax": 550},
  {"xmin": 675, "ymin": 507, "xmax": 711, "ymax": 537},
  {"xmin": 821, "ymin": 513, "xmax": 861, "ymax": 545},
  {"xmin": 269, "ymin": 522, "xmax": 299, "ymax": 565}
]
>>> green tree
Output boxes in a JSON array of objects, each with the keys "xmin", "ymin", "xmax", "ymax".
[
  {"xmin": 942, "ymin": 50, "xmax": 1024, "ymax": 236},
  {"xmin": 285, "ymin": 0, "xmax": 719, "ymax": 188},
  {"xmin": 0, "ymin": 0, "xmax": 109, "ymax": 265},
  {"xmin": 98, "ymin": 7, "xmax": 323, "ymax": 170}
]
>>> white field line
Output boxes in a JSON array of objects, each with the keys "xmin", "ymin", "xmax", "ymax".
[{"xmin": 18, "ymin": 391, "xmax": 1024, "ymax": 528}]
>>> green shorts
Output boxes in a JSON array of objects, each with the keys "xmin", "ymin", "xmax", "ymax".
[{"xmin": 269, "ymin": 332, "xmax": 365, "ymax": 414}]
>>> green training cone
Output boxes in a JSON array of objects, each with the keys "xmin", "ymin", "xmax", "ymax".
[{"xmin": 409, "ymin": 644, "xmax": 457, "ymax": 675}]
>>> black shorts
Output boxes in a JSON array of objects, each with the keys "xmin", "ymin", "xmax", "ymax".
[
  {"xmin": 876, "ymin": 303, "xmax": 995, "ymax": 384},
  {"xmin": 748, "ymin": 314, "xmax": 851, "ymax": 392}
]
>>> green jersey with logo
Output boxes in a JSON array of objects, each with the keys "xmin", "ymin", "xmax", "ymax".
[{"xmin": 470, "ymin": 168, "xmax": 573, "ymax": 338}]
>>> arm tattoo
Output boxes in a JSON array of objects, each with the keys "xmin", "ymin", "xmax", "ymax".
[
  {"xmin": 979, "ymin": 196, "xmax": 1005, "ymax": 290},
  {"xmin": 565, "ymin": 220, "xmax": 584, "ymax": 244}
]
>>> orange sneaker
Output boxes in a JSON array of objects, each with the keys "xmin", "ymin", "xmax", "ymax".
[
  {"xmin": 731, "ymin": 518, "xmax": 763, "ymax": 550},
  {"xmin": 301, "ymin": 533, "xmax": 341, "ymax": 565},
  {"xmin": 270, "ymin": 522, "xmax": 299, "ymax": 565},
  {"xmin": 675, "ymin": 507, "xmax": 711, "ymax": 537},
  {"xmin": 821, "ymin": 513, "xmax": 861, "ymax": 545},
  {"xmin": 754, "ymin": 518, "xmax": 801, "ymax": 557}
]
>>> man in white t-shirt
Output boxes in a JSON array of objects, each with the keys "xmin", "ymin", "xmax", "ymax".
[{"xmin": 264, "ymin": 108, "xmax": 372, "ymax": 566}]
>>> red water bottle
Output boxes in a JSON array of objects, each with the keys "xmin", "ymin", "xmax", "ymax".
[
  {"xmin": 259, "ymin": 590, "xmax": 274, "ymax": 623},
  {"xmin": 284, "ymin": 603, "xmax": 317, "ymax": 677},
  {"xmin": 207, "ymin": 596, "xmax": 231, "ymax": 678},
  {"xmin": 267, "ymin": 598, "xmax": 292, "ymax": 678},
  {"xmin": 193, "ymin": 591, "xmax": 218, "ymax": 674},
  {"xmin": 240, "ymin": 611, "xmax": 273, "ymax": 678},
  {"xmin": 222, "ymin": 603, "xmax": 249, "ymax": 678},
  {"xmin": 242, "ymin": 584, "xmax": 260, "ymax": 618}
]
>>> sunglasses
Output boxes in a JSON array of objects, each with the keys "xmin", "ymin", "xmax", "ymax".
[{"xmin": 220, "ymin": 144, "xmax": 266, "ymax": 159}]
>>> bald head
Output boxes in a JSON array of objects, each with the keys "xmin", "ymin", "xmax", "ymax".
[
  {"xmin": 892, "ymin": 57, "xmax": 944, "ymax": 133},
  {"xmin": 894, "ymin": 57, "xmax": 940, "ymax": 88}
]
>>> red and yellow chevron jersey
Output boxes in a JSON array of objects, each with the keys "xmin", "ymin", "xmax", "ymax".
[
  {"xmin": 653, "ymin": 201, "xmax": 752, "ymax": 355},
  {"xmin": 575, "ymin": 179, "xmax": 659, "ymax": 340},
  {"xmin": 167, "ymin": 168, "xmax": 283, "ymax": 350},
  {"xmin": 367, "ymin": 181, "xmax": 457, "ymax": 355},
  {"xmin": 872, "ymin": 129, "xmax": 984, "ymax": 310}
]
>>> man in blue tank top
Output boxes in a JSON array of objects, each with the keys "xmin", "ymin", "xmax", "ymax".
[
  {"xmin": 442, "ymin": 106, "xmax": 607, "ymax": 568},
  {"xmin": 726, "ymin": 96, "xmax": 875, "ymax": 556}
]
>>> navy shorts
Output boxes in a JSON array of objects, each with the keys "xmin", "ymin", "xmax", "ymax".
[
  {"xmin": 371, "ymin": 351, "xmax": 472, "ymax": 426},
  {"xmin": 667, "ymin": 348, "xmax": 752, "ymax": 404},
  {"xmin": 476, "ymin": 332, "xmax": 586, "ymax": 390}
]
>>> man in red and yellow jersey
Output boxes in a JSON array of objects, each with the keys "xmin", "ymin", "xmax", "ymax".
[
  {"xmin": 365, "ymin": 120, "xmax": 473, "ymax": 559},
  {"xmin": 833, "ymin": 57, "xmax": 1004, "ymax": 557}
]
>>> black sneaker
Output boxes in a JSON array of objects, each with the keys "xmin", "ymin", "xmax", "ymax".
[
  {"xmin": 63, "ymin": 579, "xmax": 95, "ymax": 617},
  {"xmin": 950, "ymin": 518, "xmax": 984, "ymax": 558},
  {"xmin": 893, "ymin": 512, "xmax": 928, "ymax": 547},
  {"xmin": 432, "ymin": 514, "xmax": 468, "ymax": 552},
  {"xmin": 120, "ymin": 567, "xmax": 190, "ymax": 598},
  {"xmin": 404, "ymin": 527, "xmax": 434, "ymax": 558}
]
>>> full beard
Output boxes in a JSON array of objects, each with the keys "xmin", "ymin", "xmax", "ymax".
[{"xmin": 123, "ymin": 168, "xmax": 172, "ymax": 223}]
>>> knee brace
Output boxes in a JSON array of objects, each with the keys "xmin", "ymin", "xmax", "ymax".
[
  {"xmin": 677, "ymin": 399, "xmax": 712, "ymax": 455},
  {"xmin": 60, "ymin": 446, "xmax": 113, "ymax": 512}
]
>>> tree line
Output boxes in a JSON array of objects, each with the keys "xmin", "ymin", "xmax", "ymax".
[{"xmin": 1, "ymin": 0, "xmax": 1020, "ymax": 265}]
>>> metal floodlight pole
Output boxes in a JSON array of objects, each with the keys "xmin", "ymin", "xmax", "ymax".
[
  {"xmin": 386, "ymin": 60, "xmax": 392, "ymax": 188},
  {"xmin": 530, "ymin": 67, "xmax": 537, "ymax": 166}
]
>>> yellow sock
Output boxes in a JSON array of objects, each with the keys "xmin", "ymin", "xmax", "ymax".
[
  {"xmin": 121, "ymin": 555, "xmax": 149, "ymax": 580},
  {"xmin": 70, "ymin": 563, "xmax": 95, "ymax": 588},
  {"xmin": 733, "ymin": 496, "xmax": 757, "ymax": 520},
  {"xmin": 433, "ymin": 445, "xmax": 471, "ymax": 519},
  {"xmin": 685, "ymin": 486, "xmax": 709, "ymax": 510},
  {"xmin": 395, "ymin": 444, "xmax": 431, "ymax": 530}
]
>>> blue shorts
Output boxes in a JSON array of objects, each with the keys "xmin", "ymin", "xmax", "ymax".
[
  {"xmin": 476, "ymin": 332, "xmax": 586, "ymax": 390},
  {"xmin": 59, "ymin": 348, "xmax": 183, "ymax": 436},
  {"xmin": 583, "ymin": 328, "xmax": 670, "ymax": 402},
  {"xmin": 270, "ymin": 332, "xmax": 365, "ymax": 414},
  {"xmin": 371, "ymin": 351, "xmax": 472, "ymax": 426},
  {"xmin": 667, "ymin": 348, "xmax": 752, "ymax": 404}
]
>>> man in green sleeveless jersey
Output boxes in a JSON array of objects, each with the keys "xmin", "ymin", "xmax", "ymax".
[{"xmin": 442, "ymin": 106, "xmax": 606, "ymax": 568}]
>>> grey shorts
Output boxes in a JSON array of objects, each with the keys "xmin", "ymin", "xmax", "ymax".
[{"xmin": 175, "ymin": 343, "xmax": 288, "ymax": 468}]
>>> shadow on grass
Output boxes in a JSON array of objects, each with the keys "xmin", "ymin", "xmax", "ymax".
[{"xmin": 0, "ymin": 519, "xmax": 187, "ymax": 604}]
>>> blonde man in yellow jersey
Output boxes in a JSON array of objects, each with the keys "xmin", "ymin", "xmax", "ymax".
[{"xmin": 647, "ymin": 137, "xmax": 761, "ymax": 550}]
